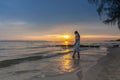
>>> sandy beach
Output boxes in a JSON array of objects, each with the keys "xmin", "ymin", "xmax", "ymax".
[
  {"xmin": 82, "ymin": 47, "xmax": 120, "ymax": 80},
  {"xmin": 33, "ymin": 48, "xmax": 108, "ymax": 80},
  {"xmin": 48, "ymin": 47, "xmax": 120, "ymax": 80}
]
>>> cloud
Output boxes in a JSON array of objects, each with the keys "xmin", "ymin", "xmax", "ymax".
[
  {"xmin": 0, "ymin": 0, "xmax": 119, "ymax": 40},
  {"xmin": 0, "ymin": 20, "xmax": 27, "ymax": 26},
  {"xmin": 0, "ymin": 0, "xmax": 97, "ymax": 26}
]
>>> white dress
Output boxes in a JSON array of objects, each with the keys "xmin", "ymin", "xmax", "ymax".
[{"xmin": 74, "ymin": 34, "xmax": 80, "ymax": 52}]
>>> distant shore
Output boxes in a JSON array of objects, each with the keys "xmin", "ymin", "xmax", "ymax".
[{"xmin": 82, "ymin": 47, "xmax": 120, "ymax": 80}]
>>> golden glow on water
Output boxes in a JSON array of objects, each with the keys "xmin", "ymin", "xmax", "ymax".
[
  {"xmin": 62, "ymin": 41, "xmax": 70, "ymax": 48},
  {"xmin": 56, "ymin": 49, "xmax": 80, "ymax": 73},
  {"xmin": 60, "ymin": 54, "xmax": 73, "ymax": 72},
  {"xmin": 58, "ymin": 53, "xmax": 80, "ymax": 73},
  {"xmin": 63, "ymin": 49, "xmax": 70, "ymax": 53},
  {"xmin": 64, "ymin": 41, "xmax": 69, "ymax": 45}
]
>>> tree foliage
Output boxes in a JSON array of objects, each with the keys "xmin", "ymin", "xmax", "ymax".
[{"xmin": 88, "ymin": 0, "xmax": 120, "ymax": 29}]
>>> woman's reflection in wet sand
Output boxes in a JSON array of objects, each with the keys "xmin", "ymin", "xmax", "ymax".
[
  {"xmin": 72, "ymin": 57, "xmax": 83, "ymax": 80},
  {"xmin": 73, "ymin": 59, "xmax": 80, "ymax": 67}
]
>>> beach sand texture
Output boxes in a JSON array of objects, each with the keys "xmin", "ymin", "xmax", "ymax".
[{"xmin": 83, "ymin": 48, "xmax": 120, "ymax": 80}]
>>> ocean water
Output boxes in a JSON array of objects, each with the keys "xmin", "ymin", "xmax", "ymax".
[{"xmin": 0, "ymin": 40, "xmax": 116, "ymax": 80}]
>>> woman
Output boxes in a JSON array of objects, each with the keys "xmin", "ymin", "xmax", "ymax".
[{"xmin": 72, "ymin": 31, "xmax": 80, "ymax": 59}]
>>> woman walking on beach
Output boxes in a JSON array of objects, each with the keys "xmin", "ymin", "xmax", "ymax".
[{"xmin": 72, "ymin": 31, "xmax": 80, "ymax": 59}]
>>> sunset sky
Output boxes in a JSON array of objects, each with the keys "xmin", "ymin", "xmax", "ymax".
[{"xmin": 0, "ymin": 0, "xmax": 119, "ymax": 41}]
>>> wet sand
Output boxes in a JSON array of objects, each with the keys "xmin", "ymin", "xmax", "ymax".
[
  {"xmin": 1, "ymin": 47, "xmax": 118, "ymax": 80},
  {"xmin": 36, "ymin": 48, "xmax": 107, "ymax": 80},
  {"xmin": 83, "ymin": 47, "xmax": 120, "ymax": 80},
  {"xmin": 48, "ymin": 47, "xmax": 120, "ymax": 80}
]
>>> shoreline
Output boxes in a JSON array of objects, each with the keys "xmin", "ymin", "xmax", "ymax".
[
  {"xmin": 52, "ymin": 47, "xmax": 120, "ymax": 80},
  {"xmin": 0, "ymin": 47, "xmax": 119, "ymax": 80},
  {"xmin": 82, "ymin": 47, "xmax": 120, "ymax": 80},
  {"xmin": 38, "ymin": 48, "xmax": 107, "ymax": 80}
]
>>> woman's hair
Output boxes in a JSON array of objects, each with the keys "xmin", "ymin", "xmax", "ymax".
[
  {"xmin": 74, "ymin": 31, "xmax": 80, "ymax": 37},
  {"xmin": 74, "ymin": 31, "xmax": 78, "ymax": 34}
]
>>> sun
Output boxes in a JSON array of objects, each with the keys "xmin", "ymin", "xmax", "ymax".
[{"xmin": 63, "ymin": 35, "xmax": 70, "ymax": 39}]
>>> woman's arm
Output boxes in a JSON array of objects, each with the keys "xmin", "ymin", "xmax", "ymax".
[{"xmin": 74, "ymin": 38, "xmax": 79, "ymax": 45}]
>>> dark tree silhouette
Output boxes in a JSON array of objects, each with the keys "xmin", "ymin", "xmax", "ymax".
[{"xmin": 88, "ymin": 0, "xmax": 120, "ymax": 29}]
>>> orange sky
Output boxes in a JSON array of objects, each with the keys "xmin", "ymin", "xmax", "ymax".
[
  {"xmin": 21, "ymin": 34, "xmax": 120, "ymax": 41},
  {"xmin": 0, "ymin": 0, "xmax": 120, "ymax": 41}
]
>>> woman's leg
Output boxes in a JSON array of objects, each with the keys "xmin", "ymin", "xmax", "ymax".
[
  {"xmin": 77, "ymin": 52, "xmax": 80, "ymax": 59},
  {"xmin": 72, "ymin": 51, "xmax": 76, "ymax": 58}
]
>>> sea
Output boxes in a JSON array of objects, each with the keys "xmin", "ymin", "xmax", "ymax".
[{"xmin": 0, "ymin": 40, "xmax": 119, "ymax": 80}]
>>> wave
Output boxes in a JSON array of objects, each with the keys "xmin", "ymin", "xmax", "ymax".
[
  {"xmin": 0, "ymin": 46, "xmax": 53, "ymax": 51},
  {"xmin": 0, "ymin": 47, "xmax": 25, "ymax": 51},
  {"xmin": 25, "ymin": 45, "xmax": 54, "ymax": 49},
  {"xmin": 0, "ymin": 44, "xmax": 101, "ymax": 51},
  {"xmin": 0, "ymin": 48, "xmax": 7, "ymax": 50},
  {"xmin": 0, "ymin": 50, "xmax": 72, "ymax": 68},
  {"xmin": 0, "ymin": 45, "xmax": 68, "ymax": 51}
]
